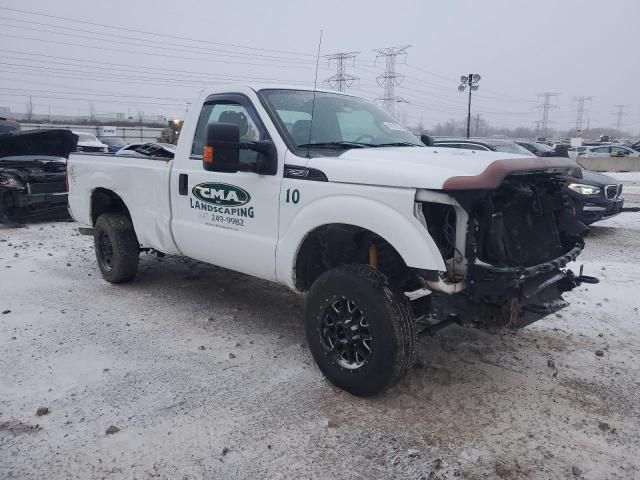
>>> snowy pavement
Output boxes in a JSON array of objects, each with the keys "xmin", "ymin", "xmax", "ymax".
[{"xmin": 1, "ymin": 210, "xmax": 640, "ymax": 479}]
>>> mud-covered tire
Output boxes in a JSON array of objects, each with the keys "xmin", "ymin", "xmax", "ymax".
[
  {"xmin": 94, "ymin": 213, "xmax": 139, "ymax": 283},
  {"xmin": 305, "ymin": 264, "xmax": 416, "ymax": 397}
]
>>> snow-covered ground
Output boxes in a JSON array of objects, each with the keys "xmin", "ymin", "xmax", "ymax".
[{"xmin": 1, "ymin": 210, "xmax": 640, "ymax": 479}]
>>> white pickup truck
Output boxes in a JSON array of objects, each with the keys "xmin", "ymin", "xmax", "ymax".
[{"xmin": 68, "ymin": 85, "xmax": 596, "ymax": 396}]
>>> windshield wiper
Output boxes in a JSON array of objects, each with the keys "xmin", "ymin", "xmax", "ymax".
[
  {"xmin": 297, "ymin": 141, "xmax": 370, "ymax": 149},
  {"xmin": 371, "ymin": 142, "xmax": 421, "ymax": 147}
]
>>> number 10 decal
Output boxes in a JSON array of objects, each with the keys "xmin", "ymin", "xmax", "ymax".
[{"xmin": 285, "ymin": 188, "xmax": 300, "ymax": 204}]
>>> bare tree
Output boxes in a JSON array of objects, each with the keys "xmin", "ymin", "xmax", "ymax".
[
  {"xmin": 25, "ymin": 96, "xmax": 34, "ymax": 121},
  {"xmin": 136, "ymin": 109, "xmax": 145, "ymax": 125}
]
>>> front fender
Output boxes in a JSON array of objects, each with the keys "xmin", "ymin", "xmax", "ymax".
[{"xmin": 276, "ymin": 193, "xmax": 446, "ymax": 288}]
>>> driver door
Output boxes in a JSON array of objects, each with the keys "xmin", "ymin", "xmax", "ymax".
[{"xmin": 171, "ymin": 94, "xmax": 282, "ymax": 281}]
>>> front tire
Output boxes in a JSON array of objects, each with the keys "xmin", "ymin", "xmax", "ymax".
[
  {"xmin": 94, "ymin": 213, "xmax": 139, "ymax": 283},
  {"xmin": 305, "ymin": 264, "xmax": 416, "ymax": 397}
]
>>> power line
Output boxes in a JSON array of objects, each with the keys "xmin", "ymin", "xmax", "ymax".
[
  {"xmin": 0, "ymin": 5, "xmax": 315, "ymax": 58},
  {"xmin": 0, "ymin": 33, "xmax": 330, "ymax": 71},
  {"xmin": 572, "ymin": 96, "xmax": 593, "ymax": 131},
  {"xmin": 0, "ymin": 20, "xmax": 317, "ymax": 66},
  {"xmin": 536, "ymin": 93, "xmax": 559, "ymax": 134},
  {"xmin": 323, "ymin": 52, "xmax": 359, "ymax": 92},
  {"xmin": 0, "ymin": 51, "xmax": 313, "ymax": 85},
  {"xmin": 373, "ymin": 45, "xmax": 410, "ymax": 117}
]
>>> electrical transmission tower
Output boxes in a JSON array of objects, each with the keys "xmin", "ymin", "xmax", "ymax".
[
  {"xmin": 536, "ymin": 93, "xmax": 559, "ymax": 135},
  {"xmin": 612, "ymin": 105, "xmax": 627, "ymax": 130},
  {"xmin": 572, "ymin": 96, "xmax": 592, "ymax": 132},
  {"xmin": 323, "ymin": 52, "xmax": 359, "ymax": 92},
  {"xmin": 373, "ymin": 45, "xmax": 410, "ymax": 117}
]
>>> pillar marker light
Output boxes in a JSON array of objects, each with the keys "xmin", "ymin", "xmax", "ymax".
[
  {"xmin": 458, "ymin": 72, "xmax": 481, "ymax": 139},
  {"xmin": 204, "ymin": 146, "xmax": 214, "ymax": 163}
]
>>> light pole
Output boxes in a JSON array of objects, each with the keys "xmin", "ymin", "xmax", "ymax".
[{"xmin": 458, "ymin": 73, "xmax": 481, "ymax": 138}]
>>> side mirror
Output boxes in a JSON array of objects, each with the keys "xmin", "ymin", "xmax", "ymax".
[
  {"xmin": 204, "ymin": 122, "xmax": 240, "ymax": 172},
  {"xmin": 203, "ymin": 122, "xmax": 277, "ymax": 175},
  {"xmin": 420, "ymin": 134, "xmax": 434, "ymax": 147}
]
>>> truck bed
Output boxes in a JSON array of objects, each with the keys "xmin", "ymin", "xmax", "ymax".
[{"xmin": 67, "ymin": 153, "xmax": 180, "ymax": 255}]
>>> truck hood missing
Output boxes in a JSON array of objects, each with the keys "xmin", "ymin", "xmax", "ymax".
[
  {"xmin": 0, "ymin": 129, "xmax": 78, "ymax": 159},
  {"xmin": 307, "ymin": 146, "xmax": 578, "ymax": 190}
]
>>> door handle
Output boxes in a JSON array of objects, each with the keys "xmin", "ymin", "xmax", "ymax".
[{"xmin": 179, "ymin": 173, "xmax": 188, "ymax": 195}]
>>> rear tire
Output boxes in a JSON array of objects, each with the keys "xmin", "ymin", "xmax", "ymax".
[
  {"xmin": 94, "ymin": 213, "xmax": 139, "ymax": 283},
  {"xmin": 304, "ymin": 264, "xmax": 416, "ymax": 397}
]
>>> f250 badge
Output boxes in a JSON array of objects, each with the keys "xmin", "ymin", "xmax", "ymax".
[{"xmin": 192, "ymin": 182, "xmax": 250, "ymax": 206}]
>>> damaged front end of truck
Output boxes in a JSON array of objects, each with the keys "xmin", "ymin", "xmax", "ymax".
[{"xmin": 415, "ymin": 158, "xmax": 597, "ymax": 330}]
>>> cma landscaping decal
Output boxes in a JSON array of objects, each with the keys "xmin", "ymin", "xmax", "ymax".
[{"xmin": 190, "ymin": 182, "xmax": 254, "ymax": 230}]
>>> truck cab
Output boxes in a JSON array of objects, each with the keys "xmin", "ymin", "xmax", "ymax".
[{"xmin": 68, "ymin": 84, "xmax": 594, "ymax": 396}]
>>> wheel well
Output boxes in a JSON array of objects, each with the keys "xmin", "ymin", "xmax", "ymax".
[
  {"xmin": 294, "ymin": 224, "xmax": 418, "ymax": 291},
  {"xmin": 91, "ymin": 188, "xmax": 131, "ymax": 226}
]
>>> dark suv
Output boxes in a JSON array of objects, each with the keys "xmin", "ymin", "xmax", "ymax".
[{"xmin": 567, "ymin": 170, "xmax": 624, "ymax": 225}]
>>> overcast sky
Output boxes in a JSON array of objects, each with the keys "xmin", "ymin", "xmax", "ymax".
[{"xmin": 0, "ymin": 0, "xmax": 637, "ymax": 133}]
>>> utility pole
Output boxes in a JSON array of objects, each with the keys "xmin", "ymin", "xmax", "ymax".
[
  {"xmin": 572, "ymin": 96, "xmax": 592, "ymax": 132},
  {"xmin": 458, "ymin": 74, "xmax": 481, "ymax": 138},
  {"xmin": 323, "ymin": 52, "xmax": 359, "ymax": 92},
  {"xmin": 536, "ymin": 93, "xmax": 559, "ymax": 136},
  {"xmin": 612, "ymin": 105, "xmax": 627, "ymax": 130},
  {"xmin": 373, "ymin": 45, "xmax": 410, "ymax": 117}
]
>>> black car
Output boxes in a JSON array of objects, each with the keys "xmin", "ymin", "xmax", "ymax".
[
  {"xmin": 516, "ymin": 141, "xmax": 557, "ymax": 157},
  {"xmin": 433, "ymin": 137, "xmax": 536, "ymax": 156},
  {"xmin": 567, "ymin": 170, "xmax": 624, "ymax": 225},
  {"xmin": 0, "ymin": 129, "xmax": 77, "ymax": 224}
]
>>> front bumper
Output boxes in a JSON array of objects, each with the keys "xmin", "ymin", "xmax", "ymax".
[
  {"xmin": 14, "ymin": 191, "xmax": 68, "ymax": 208},
  {"xmin": 573, "ymin": 196, "xmax": 624, "ymax": 225},
  {"xmin": 466, "ymin": 241, "xmax": 584, "ymax": 301}
]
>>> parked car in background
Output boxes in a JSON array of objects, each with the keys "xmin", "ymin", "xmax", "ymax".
[
  {"xmin": 567, "ymin": 170, "xmax": 624, "ymax": 225},
  {"xmin": 0, "ymin": 117, "xmax": 21, "ymax": 134},
  {"xmin": 115, "ymin": 142, "xmax": 175, "ymax": 158},
  {"xmin": 73, "ymin": 131, "xmax": 108, "ymax": 153},
  {"xmin": 568, "ymin": 144, "xmax": 640, "ymax": 160},
  {"xmin": 99, "ymin": 137, "xmax": 127, "ymax": 154},
  {"xmin": 553, "ymin": 143, "xmax": 571, "ymax": 157},
  {"xmin": 516, "ymin": 141, "xmax": 557, "ymax": 157},
  {"xmin": 433, "ymin": 138, "xmax": 535, "ymax": 156},
  {"xmin": 0, "ymin": 129, "xmax": 77, "ymax": 224}
]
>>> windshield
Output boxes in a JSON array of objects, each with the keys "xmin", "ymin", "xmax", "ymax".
[
  {"xmin": 259, "ymin": 89, "xmax": 422, "ymax": 149},
  {"xmin": 76, "ymin": 132, "xmax": 100, "ymax": 143},
  {"xmin": 491, "ymin": 142, "xmax": 535, "ymax": 156}
]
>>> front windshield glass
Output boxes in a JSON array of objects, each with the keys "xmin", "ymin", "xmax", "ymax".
[
  {"xmin": 259, "ymin": 89, "xmax": 422, "ymax": 149},
  {"xmin": 76, "ymin": 133, "xmax": 99, "ymax": 142},
  {"xmin": 491, "ymin": 142, "xmax": 535, "ymax": 156}
]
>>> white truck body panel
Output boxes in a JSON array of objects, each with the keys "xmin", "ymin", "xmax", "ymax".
[
  {"xmin": 67, "ymin": 155, "xmax": 180, "ymax": 255},
  {"xmin": 311, "ymin": 146, "xmax": 530, "ymax": 189}
]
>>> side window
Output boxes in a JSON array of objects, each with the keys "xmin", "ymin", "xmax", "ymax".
[
  {"xmin": 191, "ymin": 101, "xmax": 263, "ymax": 166},
  {"xmin": 592, "ymin": 147, "xmax": 609, "ymax": 154}
]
